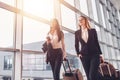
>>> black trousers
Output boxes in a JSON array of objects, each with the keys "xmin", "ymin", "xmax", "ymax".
[
  {"xmin": 81, "ymin": 54, "xmax": 100, "ymax": 80},
  {"xmin": 49, "ymin": 48, "xmax": 63, "ymax": 80}
]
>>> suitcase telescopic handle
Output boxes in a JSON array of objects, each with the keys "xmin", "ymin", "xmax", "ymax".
[
  {"xmin": 63, "ymin": 59, "xmax": 72, "ymax": 73},
  {"xmin": 99, "ymin": 62, "xmax": 112, "ymax": 77}
]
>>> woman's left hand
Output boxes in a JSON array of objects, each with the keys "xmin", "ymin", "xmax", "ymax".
[
  {"xmin": 100, "ymin": 55, "xmax": 104, "ymax": 63},
  {"xmin": 63, "ymin": 52, "xmax": 67, "ymax": 60}
]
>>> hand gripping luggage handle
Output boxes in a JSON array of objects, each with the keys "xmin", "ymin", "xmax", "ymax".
[
  {"xmin": 63, "ymin": 59, "xmax": 72, "ymax": 73},
  {"xmin": 99, "ymin": 62, "xmax": 112, "ymax": 77}
]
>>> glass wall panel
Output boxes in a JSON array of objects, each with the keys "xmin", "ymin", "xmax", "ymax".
[
  {"xmin": 110, "ymin": 48, "xmax": 116, "ymax": 59},
  {"xmin": 99, "ymin": 3, "xmax": 106, "ymax": 28},
  {"xmin": 61, "ymin": 5, "xmax": 77, "ymax": 30},
  {"xmin": 99, "ymin": 0, "xmax": 107, "ymax": 5},
  {"xmin": 0, "ymin": 9, "xmax": 14, "ymax": 48},
  {"xmin": 106, "ymin": 10, "xmax": 110, "ymax": 20},
  {"xmin": 116, "ymin": 27, "xmax": 119, "ymax": 37},
  {"xmin": 100, "ymin": 28, "xmax": 106, "ymax": 43},
  {"xmin": 116, "ymin": 50, "xmax": 120, "ymax": 60},
  {"xmin": 91, "ymin": 0, "xmax": 99, "ymax": 22},
  {"xmin": 106, "ymin": 0, "xmax": 111, "ymax": 11},
  {"xmin": 64, "ymin": 0, "xmax": 75, "ymax": 6},
  {"xmin": 23, "ymin": 0, "xmax": 54, "ymax": 20},
  {"xmin": 109, "ymin": 13, "xmax": 113, "ymax": 23},
  {"xmin": 94, "ymin": 25, "xmax": 101, "ymax": 41},
  {"xmin": 107, "ymin": 46, "xmax": 112, "ymax": 59},
  {"xmin": 79, "ymin": 0, "xmax": 89, "ymax": 16},
  {"xmin": 22, "ymin": 53, "xmax": 53, "ymax": 80},
  {"xmin": 108, "ymin": 33, "xmax": 113, "ymax": 46},
  {"xmin": 23, "ymin": 17, "xmax": 50, "ymax": 51},
  {"xmin": 0, "ymin": 51, "xmax": 14, "ymax": 80},
  {"xmin": 63, "ymin": 31, "xmax": 75, "ymax": 55},
  {"xmin": 111, "ymin": 60, "xmax": 117, "ymax": 69},
  {"xmin": 0, "ymin": 0, "xmax": 15, "ymax": 6},
  {"xmin": 118, "ymin": 38, "xmax": 120, "ymax": 49},
  {"xmin": 103, "ymin": 45, "xmax": 109, "ymax": 59},
  {"xmin": 111, "ymin": 25, "xmax": 116, "ymax": 35},
  {"xmin": 118, "ymin": 62, "xmax": 120, "ymax": 69},
  {"xmin": 108, "ymin": 21, "xmax": 112, "ymax": 31},
  {"xmin": 113, "ymin": 35, "xmax": 118, "ymax": 48}
]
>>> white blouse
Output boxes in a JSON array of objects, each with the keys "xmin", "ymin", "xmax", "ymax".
[
  {"xmin": 81, "ymin": 28, "xmax": 88, "ymax": 43},
  {"xmin": 47, "ymin": 31, "xmax": 62, "ymax": 49}
]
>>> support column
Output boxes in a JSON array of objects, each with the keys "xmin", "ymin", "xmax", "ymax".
[
  {"xmin": 14, "ymin": 0, "xmax": 23, "ymax": 80},
  {"xmin": 54, "ymin": 0, "xmax": 62, "ymax": 28}
]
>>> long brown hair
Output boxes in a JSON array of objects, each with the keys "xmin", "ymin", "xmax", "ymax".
[
  {"xmin": 79, "ymin": 16, "xmax": 91, "ymax": 29},
  {"xmin": 49, "ymin": 18, "xmax": 63, "ymax": 42}
]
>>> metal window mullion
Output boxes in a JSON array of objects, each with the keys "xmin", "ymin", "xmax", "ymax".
[{"xmin": 14, "ymin": 0, "xmax": 23, "ymax": 80}]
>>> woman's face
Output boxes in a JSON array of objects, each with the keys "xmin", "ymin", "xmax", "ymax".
[{"xmin": 79, "ymin": 17, "xmax": 86, "ymax": 27}]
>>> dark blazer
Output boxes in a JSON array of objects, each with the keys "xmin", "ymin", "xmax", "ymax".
[
  {"xmin": 42, "ymin": 42, "xmax": 53, "ymax": 64},
  {"xmin": 75, "ymin": 28, "xmax": 102, "ymax": 56}
]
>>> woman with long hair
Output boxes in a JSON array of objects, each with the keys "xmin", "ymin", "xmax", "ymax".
[
  {"xmin": 46, "ymin": 18, "xmax": 66, "ymax": 80},
  {"xmin": 75, "ymin": 16, "xmax": 104, "ymax": 80}
]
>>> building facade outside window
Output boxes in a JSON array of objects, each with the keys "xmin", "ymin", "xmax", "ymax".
[{"xmin": 4, "ymin": 55, "xmax": 12, "ymax": 70}]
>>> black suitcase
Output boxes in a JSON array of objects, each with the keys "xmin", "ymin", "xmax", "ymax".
[{"xmin": 62, "ymin": 59, "xmax": 83, "ymax": 80}]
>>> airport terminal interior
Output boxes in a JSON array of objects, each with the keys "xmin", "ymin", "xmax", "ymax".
[{"xmin": 0, "ymin": 0, "xmax": 120, "ymax": 80}]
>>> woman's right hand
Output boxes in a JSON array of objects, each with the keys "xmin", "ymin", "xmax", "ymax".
[
  {"xmin": 46, "ymin": 36, "xmax": 51, "ymax": 44},
  {"xmin": 77, "ymin": 54, "xmax": 82, "ymax": 58}
]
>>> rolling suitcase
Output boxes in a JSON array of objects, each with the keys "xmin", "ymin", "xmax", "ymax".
[
  {"xmin": 115, "ymin": 69, "xmax": 120, "ymax": 80},
  {"xmin": 62, "ymin": 59, "xmax": 83, "ymax": 80},
  {"xmin": 99, "ymin": 62, "xmax": 117, "ymax": 80}
]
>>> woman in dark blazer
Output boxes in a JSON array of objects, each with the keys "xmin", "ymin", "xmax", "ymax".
[{"xmin": 75, "ymin": 16, "xmax": 104, "ymax": 80}]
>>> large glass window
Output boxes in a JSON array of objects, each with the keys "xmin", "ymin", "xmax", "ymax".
[
  {"xmin": 111, "ymin": 6, "xmax": 116, "ymax": 16},
  {"xmin": 23, "ymin": 17, "xmax": 50, "ymax": 51},
  {"xmin": 109, "ymin": 13, "xmax": 113, "ymax": 23},
  {"xmin": 118, "ymin": 62, "xmax": 120, "ymax": 69},
  {"xmin": 79, "ymin": 0, "xmax": 89, "ymax": 16},
  {"xmin": 106, "ymin": 32, "xmax": 110, "ymax": 45},
  {"xmin": 100, "ymin": 28, "xmax": 106, "ymax": 43},
  {"xmin": 106, "ymin": 0, "xmax": 111, "ymax": 11},
  {"xmin": 118, "ymin": 38, "xmax": 120, "ymax": 49},
  {"xmin": 4, "ymin": 55, "xmax": 12, "ymax": 70},
  {"xmin": 61, "ymin": 5, "xmax": 77, "ymax": 30},
  {"xmin": 94, "ymin": 25, "xmax": 101, "ymax": 41},
  {"xmin": 108, "ymin": 21, "xmax": 112, "ymax": 31},
  {"xmin": 116, "ymin": 49, "xmax": 120, "ymax": 60},
  {"xmin": 116, "ymin": 27, "xmax": 119, "ymax": 37},
  {"xmin": 64, "ymin": 0, "xmax": 75, "ymax": 6},
  {"xmin": 91, "ymin": 0, "xmax": 99, "ymax": 22},
  {"xmin": 111, "ymin": 25, "xmax": 116, "ymax": 35},
  {"xmin": 113, "ymin": 36, "xmax": 118, "ymax": 48},
  {"xmin": 22, "ymin": 54, "xmax": 49, "ymax": 71},
  {"xmin": 0, "ymin": 0, "xmax": 15, "ymax": 6},
  {"xmin": 0, "ymin": 9, "xmax": 14, "ymax": 48},
  {"xmin": 110, "ymin": 48, "xmax": 116, "ymax": 60},
  {"xmin": 107, "ymin": 46, "xmax": 112, "ymax": 59},
  {"xmin": 23, "ymin": 0, "xmax": 54, "ymax": 20},
  {"xmin": 22, "ymin": 53, "xmax": 53, "ymax": 79},
  {"xmin": 112, "ymin": 61, "xmax": 118, "ymax": 69},
  {"xmin": 99, "ymin": 3, "xmax": 106, "ymax": 28},
  {"xmin": 63, "ymin": 31, "xmax": 75, "ymax": 55},
  {"xmin": 106, "ymin": 10, "xmax": 110, "ymax": 20},
  {"xmin": 108, "ymin": 32, "xmax": 113, "ymax": 46},
  {"xmin": 103, "ymin": 45, "xmax": 109, "ymax": 59},
  {"xmin": 0, "ymin": 51, "xmax": 14, "ymax": 80}
]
